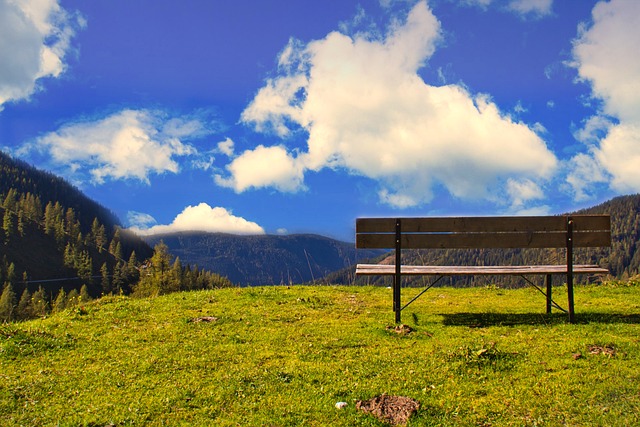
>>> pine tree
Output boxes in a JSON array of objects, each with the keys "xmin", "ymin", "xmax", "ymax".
[
  {"xmin": 2, "ymin": 209, "xmax": 15, "ymax": 244},
  {"xmin": 44, "ymin": 202, "xmax": 64, "ymax": 239},
  {"xmin": 151, "ymin": 242, "xmax": 172, "ymax": 294},
  {"xmin": 63, "ymin": 242, "xmax": 75, "ymax": 268},
  {"xmin": 170, "ymin": 257, "xmax": 183, "ymax": 292},
  {"xmin": 100, "ymin": 262, "xmax": 111, "ymax": 295},
  {"xmin": 31, "ymin": 287, "xmax": 49, "ymax": 317},
  {"xmin": 17, "ymin": 210, "xmax": 24, "ymax": 236},
  {"xmin": 52, "ymin": 289, "xmax": 67, "ymax": 313},
  {"xmin": 77, "ymin": 250, "xmax": 93, "ymax": 282},
  {"xmin": 126, "ymin": 251, "xmax": 140, "ymax": 283},
  {"xmin": 66, "ymin": 289, "xmax": 79, "ymax": 308},
  {"xmin": 5, "ymin": 262, "xmax": 15, "ymax": 286},
  {"xmin": 44, "ymin": 202, "xmax": 55, "ymax": 235},
  {"xmin": 2, "ymin": 188, "xmax": 17, "ymax": 210},
  {"xmin": 16, "ymin": 288, "xmax": 31, "ymax": 320},
  {"xmin": 65, "ymin": 208, "xmax": 81, "ymax": 243},
  {"xmin": 0, "ymin": 282, "xmax": 16, "ymax": 322},
  {"xmin": 91, "ymin": 218, "xmax": 107, "ymax": 252},
  {"xmin": 109, "ymin": 228, "xmax": 123, "ymax": 260},
  {"xmin": 112, "ymin": 262, "xmax": 125, "ymax": 294},
  {"xmin": 79, "ymin": 284, "xmax": 91, "ymax": 303}
]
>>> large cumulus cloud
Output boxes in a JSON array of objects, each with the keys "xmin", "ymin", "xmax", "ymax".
[{"xmin": 219, "ymin": 1, "xmax": 557, "ymax": 209}]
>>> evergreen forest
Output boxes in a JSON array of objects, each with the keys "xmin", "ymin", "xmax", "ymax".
[{"xmin": 0, "ymin": 152, "xmax": 232, "ymax": 322}]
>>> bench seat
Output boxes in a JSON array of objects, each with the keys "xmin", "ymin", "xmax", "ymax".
[{"xmin": 356, "ymin": 264, "xmax": 609, "ymax": 276}]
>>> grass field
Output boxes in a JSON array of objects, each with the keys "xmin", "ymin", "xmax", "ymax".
[{"xmin": 1, "ymin": 283, "xmax": 640, "ymax": 426}]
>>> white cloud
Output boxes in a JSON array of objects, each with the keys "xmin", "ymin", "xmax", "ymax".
[
  {"xmin": 215, "ymin": 145, "xmax": 306, "ymax": 193},
  {"xmin": 594, "ymin": 123, "xmax": 640, "ymax": 193},
  {"xmin": 0, "ymin": 0, "xmax": 83, "ymax": 109},
  {"xmin": 217, "ymin": 137, "xmax": 235, "ymax": 156},
  {"xmin": 23, "ymin": 109, "xmax": 216, "ymax": 184},
  {"xmin": 565, "ymin": 152, "xmax": 609, "ymax": 202},
  {"xmin": 505, "ymin": 178, "xmax": 544, "ymax": 209},
  {"xmin": 460, "ymin": 0, "xmax": 493, "ymax": 9},
  {"xmin": 572, "ymin": 115, "xmax": 612, "ymax": 145},
  {"xmin": 129, "ymin": 203, "xmax": 265, "ymax": 236},
  {"xmin": 127, "ymin": 211, "xmax": 158, "ymax": 229},
  {"xmin": 234, "ymin": 0, "xmax": 557, "ymax": 208},
  {"xmin": 455, "ymin": 0, "xmax": 553, "ymax": 18},
  {"xmin": 572, "ymin": 0, "xmax": 640, "ymax": 122},
  {"xmin": 568, "ymin": 0, "xmax": 640, "ymax": 197},
  {"xmin": 507, "ymin": 0, "xmax": 553, "ymax": 18}
]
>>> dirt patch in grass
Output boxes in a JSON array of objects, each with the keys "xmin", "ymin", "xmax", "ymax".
[
  {"xmin": 356, "ymin": 393, "xmax": 420, "ymax": 426},
  {"xmin": 188, "ymin": 316, "xmax": 218, "ymax": 323},
  {"xmin": 588, "ymin": 344, "xmax": 616, "ymax": 357},
  {"xmin": 386, "ymin": 324, "xmax": 414, "ymax": 335}
]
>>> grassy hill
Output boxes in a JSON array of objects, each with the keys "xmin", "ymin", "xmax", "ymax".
[{"xmin": 2, "ymin": 284, "xmax": 639, "ymax": 426}]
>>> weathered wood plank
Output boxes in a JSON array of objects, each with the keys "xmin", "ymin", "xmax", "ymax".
[
  {"xmin": 571, "ymin": 215, "xmax": 610, "ymax": 232},
  {"xmin": 400, "ymin": 216, "xmax": 568, "ymax": 233},
  {"xmin": 356, "ymin": 230, "xmax": 611, "ymax": 249},
  {"xmin": 356, "ymin": 215, "xmax": 610, "ymax": 234},
  {"xmin": 355, "ymin": 264, "xmax": 610, "ymax": 276}
]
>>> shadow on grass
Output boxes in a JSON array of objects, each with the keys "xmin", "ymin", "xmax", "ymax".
[{"xmin": 439, "ymin": 312, "xmax": 640, "ymax": 327}]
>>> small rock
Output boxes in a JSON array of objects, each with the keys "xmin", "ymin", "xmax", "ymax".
[{"xmin": 335, "ymin": 401, "xmax": 348, "ymax": 409}]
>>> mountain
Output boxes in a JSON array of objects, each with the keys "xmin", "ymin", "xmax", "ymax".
[
  {"xmin": 143, "ymin": 232, "xmax": 382, "ymax": 286},
  {"xmin": 327, "ymin": 194, "xmax": 640, "ymax": 287},
  {"xmin": 0, "ymin": 151, "xmax": 153, "ymax": 297}
]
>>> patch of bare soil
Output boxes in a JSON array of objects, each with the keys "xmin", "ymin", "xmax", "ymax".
[
  {"xmin": 356, "ymin": 394, "xmax": 420, "ymax": 426},
  {"xmin": 588, "ymin": 344, "xmax": 616, "ymax": 357},
  {"xmin": 188, "ymin": 316, "xmax": 218, "ymax": 323},
  {"xmin": 386, "ymin": 324, "xmax": 414, "ymax": 335}
]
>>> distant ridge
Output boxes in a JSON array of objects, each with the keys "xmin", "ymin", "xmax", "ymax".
[{"xmin": 143, "ymin": 232, "xmax": 382, "ymax": 286}]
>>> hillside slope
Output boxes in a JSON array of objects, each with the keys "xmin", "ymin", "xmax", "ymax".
[
  {"xmin": 0, "ymin": 151, "xmax": 153, "ymax": 296},
  {"xmin": 2, "ymin": 285, "xmax": 640, "ymax": 426},
  {"xmin": 144, "ymin": 232, "xmax": 382, "ymax": 286}
]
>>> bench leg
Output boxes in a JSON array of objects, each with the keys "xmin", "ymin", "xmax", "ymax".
[
  {"xmin": 394, "ymin": 273, "xmax": 401, "ymax": 324},
  {"xmin": 545, "ymin": 274, "xmax": 552, "ymax": 314},
  {"xmin": 394, "ymin": 218, "xmax": 402, "ymax": 324},
  {"xmin": 566, "ymin": 217, "xmax": 575, "ymax": 323},
  {"xmin": 567, "ymin": 280, "xmax": 575, "ymax": 323}
]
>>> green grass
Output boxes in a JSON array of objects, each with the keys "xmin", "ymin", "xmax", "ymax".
[{"xmin": 2, "ymin": 283, "xmax": 640, "ymax": 426}]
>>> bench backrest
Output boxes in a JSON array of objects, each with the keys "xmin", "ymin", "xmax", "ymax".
[{"xmin": 356, "ymin": 215, "xmax": 611, "ymax": 250}]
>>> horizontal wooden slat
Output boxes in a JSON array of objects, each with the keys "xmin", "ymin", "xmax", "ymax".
[
  {"xmin": 356, "ymin": 230, "xmax": 611, "ymax": 249},
  {"xmin": 355, "ymin": 264, "xmax": 609, "ymax": 276},
  {"xmin": 571, "ymin": 215, "xmax": 610, "ymax": 232},
  {"xmin": 574, "ymin": 230, "xmax": 611, "ymax": 247},
  {"xmin": 401, "ymin": 216, "xmax": 567, "ymax": 233},
  {"xmin": 356, "ymin": 215, "xmax": 610, "ymax": 233}
]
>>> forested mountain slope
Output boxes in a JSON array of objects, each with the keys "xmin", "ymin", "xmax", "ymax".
[
  {"xmin": 0, "ymin": 152, "xmax": 232, "ymax": 322},
  {"xmin": 0, "ymin": 151, "xmax": 153, "ymax": 295}
]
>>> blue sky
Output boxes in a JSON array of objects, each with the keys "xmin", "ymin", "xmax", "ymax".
[{"xmin": 1, "ymin": 0, "xmax": 639, "ymax": 242}]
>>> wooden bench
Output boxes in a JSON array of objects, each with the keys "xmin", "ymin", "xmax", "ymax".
[{"xmin": 355, "ymin": 215, "xmax": 611, "ymax": 323}]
